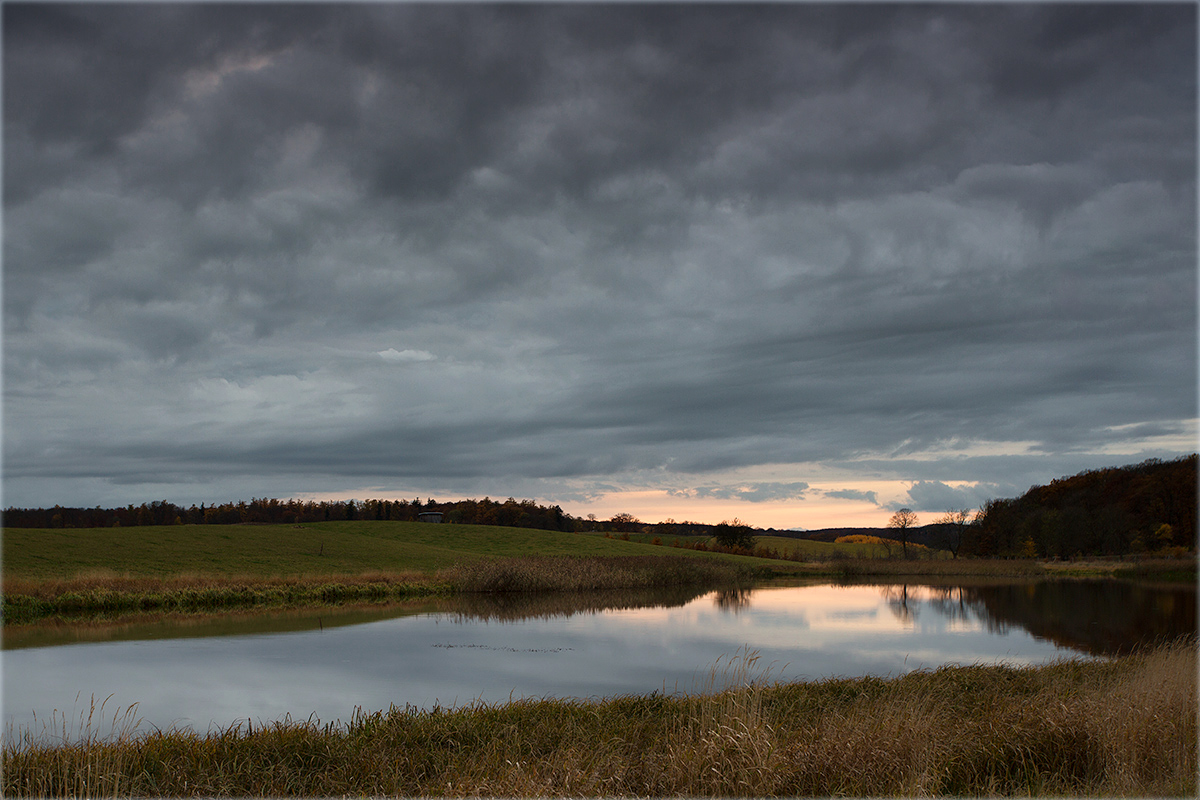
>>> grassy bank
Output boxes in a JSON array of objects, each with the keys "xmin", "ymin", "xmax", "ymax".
[
  {"xmin": 5, "ymin": 521, "xmax": 1191, "ymax": 625},
  {"xmin": 443, "ymin": 554, "xmax": 750, "ymax": 592},
  {"xmin": 0, "ymin": 521, "xmax": 782, "ymax": 624},
  {"xmin": 824, "ymin": 554, "xmax": 1197, "ymax": 581},
  {"xmin": 5, "ymin": 641, "xmax": 1194, "ymax": 797},
  {"xmin": 1, "ymin": 572, "xmax": 447, "ymax": 626},
  {"xmin": 828, "ymin": 558, "xmax": 1049, "ymax": 579},
  {"xmin": 3, "ymin": 555, "xmax": 754, "ymax": 625},
  {"xmin": 2, "ymin": 595, "xmax": 460, "ymax": 651}
]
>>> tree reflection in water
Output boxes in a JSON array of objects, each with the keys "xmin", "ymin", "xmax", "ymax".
[
  {"xmin": 879, "ymin": 584, "xmax": 916, "ymax": 624},
  {"xmin": 712, "ymin": 587, "xmax": 753, "ymax": 613},
  {"xmin": 924, "ymin": 585, "xmax": 979, "ymax": 628},
  {"xmin": 962, "ymin": 579, "xmax": 1196, "ymax": 655},
  {"xmin": 868, "ymin": 579, "xmax": 1195, "ymax": 655},
  {"xmin": 449, "ymin": 584, "xmax": 713, "ymax": 623}
]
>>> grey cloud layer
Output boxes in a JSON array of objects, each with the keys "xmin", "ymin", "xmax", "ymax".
[
  {"xmin": 669, "ymin": 482, "xmax": 811, "ymax": 503},
  {"xmin": 898, "ymin": 481, "xmax": 1011, "ymax": 515},
  {"xmin": 4, "ymin": 4, "xmax": 1195, "ymax": 509}
]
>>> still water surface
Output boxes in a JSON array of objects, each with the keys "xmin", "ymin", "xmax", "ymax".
[{"xmin": 3, "ymin": 579, "xmax": 1194, "ymax": 739}]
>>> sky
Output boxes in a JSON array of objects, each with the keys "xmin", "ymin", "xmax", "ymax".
[{"xmin": 3, "ymin": 3, "xmax": 1196, "ymax": 530}]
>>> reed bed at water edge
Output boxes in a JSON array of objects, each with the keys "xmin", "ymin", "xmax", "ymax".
[
  {"xmin": 5, "ymin": 639, "xmax": 1194, "ymax": 797},
  {"xmin": 826, "ymin": 556, "xmax": 1050, "ymax": 578},
  {"xmin": 442, "ymin": 553, "xmax": 753, "ymax": 592},
  {"xmin": 1, "ymin": 571, "xmax": 445, "ymax": 625},
  {"xmin": 3, "ymin": 556, "xmax": 750, "ymax": 625}
]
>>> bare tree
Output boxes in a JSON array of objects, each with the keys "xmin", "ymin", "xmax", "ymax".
[
  {"xmin": 713, "ymin": 518, "xmax": 756, "ymax": 551},
  {"xmin": 887, "ymin": 507, "xmax": 918, "ymax": 559},
  {"xmin": 935, "ymin": 508, "xmax": 972, "ymax": 558}
]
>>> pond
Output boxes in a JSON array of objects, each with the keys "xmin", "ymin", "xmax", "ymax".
[{"xmin": 3, "ymin": 578, "xmax": 1194, "ymax": 741}]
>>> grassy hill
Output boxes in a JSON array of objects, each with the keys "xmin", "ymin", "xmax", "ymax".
[{"xmin": 2, "ymin": 520, "xmax": 801, "ymax": 583}]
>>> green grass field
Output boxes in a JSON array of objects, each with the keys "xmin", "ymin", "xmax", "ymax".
[
  {"xmin": 1, "ymin": 521, "xmax": 801, "ymax": 583},
  {"xmin": 2, "ymin": 521, "xmax": 805, "ymax": 625}
]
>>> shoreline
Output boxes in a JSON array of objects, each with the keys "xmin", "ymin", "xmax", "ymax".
[
  {"xmin": 4, "ymin": 553, "xmax": 1193, "ymax": 627},
  {"xmin": 4, "ymin": 640, "xmax": 1194, "ymax": 797}
]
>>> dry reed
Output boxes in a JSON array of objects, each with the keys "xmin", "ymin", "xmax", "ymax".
[
  {"xmin": 4, "ymin": 556, "xmax": 747, "ymax": 625},
  {"xmin": 827, "ymin": 557, "xmax": 1049, "ymax": 578},
  {"xmin": 440, "ymin": 554, "xmax": 751, "ymax": 593},
  {"xmin": 2, "ymin": 571, "xmax": 446, "ymax": 625}
]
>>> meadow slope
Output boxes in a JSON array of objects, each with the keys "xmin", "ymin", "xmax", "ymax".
[{"xmin": 3, "ymin": 521, "xmax": 796, "ymax": 582}]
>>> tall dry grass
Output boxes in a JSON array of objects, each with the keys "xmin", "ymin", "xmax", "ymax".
[
  {"xmin": 4, "ymin": 556, "xmax": 747, "ymax": 625},
  {"xmin": 4, "ymin": 694, "xmax": 144, "ymax": 798},
  {"xmin": 5, "ymin": 639, "xmax": 1194, "ymax": 797},
  {"xmin": 440, "ymin": 554, "xmax": 751, "ymax": 593},
  {"xmin": 2, "ymin": 570, "xmax": 444, "ymax": 625},
  {"xmin": 827, "ymin": 557, "xmax": 1048, "ymax": 578},
  {"xmin": 3, "ymin": 569, "xmax": 438, "ymax": 599}
]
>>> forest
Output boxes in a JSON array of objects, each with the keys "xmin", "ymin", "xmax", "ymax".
[
  {"xmin": 1, "ymin": 496, "xmax": 575, "ymax": 533},
  {"xmin": 962, "ymin": 455, "xmax": 1196, "ymax": 558}
]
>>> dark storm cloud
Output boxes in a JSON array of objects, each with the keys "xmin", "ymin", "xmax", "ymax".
[{"xmin": 3, "ymin": 3, "xmax": 1195, "ymax": 510}]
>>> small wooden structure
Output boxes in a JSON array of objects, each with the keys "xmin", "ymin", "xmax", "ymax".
[{"xmin": 417, "ymin": 511, "xmax": 444, "ymax": 524}]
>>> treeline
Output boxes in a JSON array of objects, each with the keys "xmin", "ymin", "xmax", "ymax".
[
  {"xmin": 2, "ymin": 496, "xmax": 574, "ymax": 533},
  {"xmin": 2, "ymin": 499, "xmax": 757, "ymax": 541},
  {"xmin": 963, "ymin": 455, "xmax": 1197, "ymax": 558}
]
